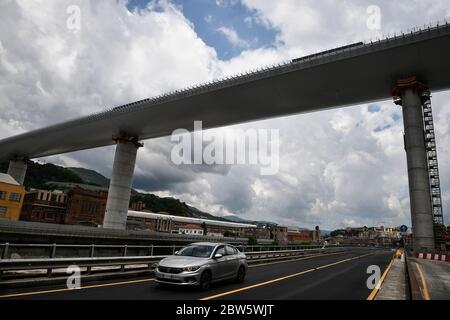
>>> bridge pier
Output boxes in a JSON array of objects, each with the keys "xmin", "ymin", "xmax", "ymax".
[
  {"xmin": 103, "ymin": 135, "xmax": 143, "ymax": 230},
  {"xmin": 393, "ymin": 77, "xmax": 435, "ymax": 251},
  {"xmin": 7, "ymin": 159, "xmax": 28, "ymax": 185}
]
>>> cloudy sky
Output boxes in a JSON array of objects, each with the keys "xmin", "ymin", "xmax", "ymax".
[{"xmin": 1, "ymin": 0, "xmax": 450, "ymax": 230}]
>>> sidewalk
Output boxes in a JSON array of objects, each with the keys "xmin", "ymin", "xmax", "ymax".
[{"xmin": 375, "ymin": 257, "xmax": 407, "ymax": 300}]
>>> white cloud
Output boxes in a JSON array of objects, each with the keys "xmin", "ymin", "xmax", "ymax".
[
  {"xmin": 217, "ymin": 26, "xmax": 250, "ymax": 48},
  {"xmin": 241, "ymin": 0, "xmax": 450, "ymax": 53},
  {"xmin": 243, "ymin": 16, "xmax": 253, "ymax": 28},
  {"xmin": 216, "ymin": 0, "xmax": 239, "ymax": 8}
]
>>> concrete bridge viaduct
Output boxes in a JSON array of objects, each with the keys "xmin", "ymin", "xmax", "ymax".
[{"xmin": 1, "ymin": 24, "xmax": 450, "ymax": 252}]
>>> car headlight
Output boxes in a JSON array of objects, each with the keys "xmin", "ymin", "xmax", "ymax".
[{"xmin": 184, "ymin": 265, "xmax": 201, "ymax": 272}]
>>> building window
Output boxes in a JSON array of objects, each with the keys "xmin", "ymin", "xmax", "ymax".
[
  {"xmin": 46, "ymin": 212, "xmax": 55, "ymax": 220},
  {"xmin": 9, "ymin": 193, "xmax": 21, "ymax": 202},
  {"xmin": 0, "ymin": 206, "xmax": 6, "ymax": 217},
  {"xmin": 0, "ymin": 191, "xmax": 6, "ymax": 200}
]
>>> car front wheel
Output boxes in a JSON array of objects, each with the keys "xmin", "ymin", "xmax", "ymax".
[{"xmin": 199, "ymin": 271, "xmax": 212, "ymax": 290}]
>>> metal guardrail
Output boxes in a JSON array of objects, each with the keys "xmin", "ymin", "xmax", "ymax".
[
  {"xmin": 0, "ymin": 243, "xmax": 185, "ymax": 258},
  {"xmin": 0, "ymin": 244, "xmax": 342, "ymax": 280},
  {"xmin": 0, "ymin": 256, "xmax": 165, "ymax": 272},
  {"xmin": 0, "ymin": 243, "xmax": 329, "ymax": 260},
  {"xmin": 245, "ymin": 248, "xmax": 329, "ymax": 263},
  {"xmin": 0, "ymin": 249, "xmax": 327, "ymax": 272}
]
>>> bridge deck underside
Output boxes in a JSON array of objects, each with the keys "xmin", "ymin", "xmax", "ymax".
[{"xmin": 1, "ymin": 25, "xmax": 450, "ymax": 160}]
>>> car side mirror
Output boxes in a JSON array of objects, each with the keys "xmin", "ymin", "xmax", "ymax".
[{"xmin": 214, "ymin": 253, "xmax": 223, "ymax": 259}]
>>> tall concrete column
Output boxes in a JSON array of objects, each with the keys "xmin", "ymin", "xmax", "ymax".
[
  {"xmin": 7, "ymin": 159, "xmax": 28, "ymax": 185},
  {"xmin": 401, "ymin": 88, "xmax": 435, "ymax": 251},
  {"xmin": 103, "ymin": 136, "xmax": 142, "ymax": 230}
]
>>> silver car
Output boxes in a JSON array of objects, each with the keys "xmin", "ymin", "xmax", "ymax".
[{"xmin": 154, "ymin": 242, "xmax": 248, "ymax": 290}]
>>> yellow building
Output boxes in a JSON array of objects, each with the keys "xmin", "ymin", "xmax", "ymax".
[{"xmin": 0, "ymin": 173, "xmax": 26, "ymax": 221}]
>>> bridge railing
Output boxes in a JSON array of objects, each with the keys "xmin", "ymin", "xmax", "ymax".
[
  {"xmin": 0, "ymin": 244, "xmax": 350, "ymax": 281},
  {"xmin": 0, "ymin": 243, "xmax": 187, "ymax": 260},
  {"xmin": 0, "ymin": 243, "xmax": 340, "ymax": 261}
]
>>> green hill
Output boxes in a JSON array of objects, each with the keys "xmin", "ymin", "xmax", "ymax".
[
  {"xmin": 68, "ymin": 167, "xmax": 110, "ymax": 187},
  {"xmin": 0, "ymin": 160, "xmax": 226, "ymax": 221},
  {"xmin": 0, "ymin": 161, "xmax": 84, "ymax": 190}
]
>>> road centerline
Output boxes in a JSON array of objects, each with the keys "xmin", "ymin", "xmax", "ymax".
[
  {"xmin": 0, "ymin": 251, "xmax": 345, "ymax": 299},
  {"xmin": 199, "ymin": 253, "xmax": 373, "ymax": 300},
  {"xmin": 249, "ymin": 251, "xmax": 343, "ymax": 268}
]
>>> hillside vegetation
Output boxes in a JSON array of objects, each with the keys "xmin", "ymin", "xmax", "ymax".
[
  {"xmin": 0, "ymin": 161, "xmax": 224, "ymax": 220},
  {"xmin": 0, "ymin": 161, "xmax": 83, "ymax": 190}
]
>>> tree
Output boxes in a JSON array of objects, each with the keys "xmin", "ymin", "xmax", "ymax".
[
  {"xmin": 248, "ymin": 236, "xmax": 258, "ymax": 245},
  {"xmin": 201, "ymin": 222, "xmax": 208, "ymax": 236}
]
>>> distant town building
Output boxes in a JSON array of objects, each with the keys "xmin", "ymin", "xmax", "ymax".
[
  {"xmin": 270, "ymin": 226, "xmax": 289, "ymax": 244},
  {"xmin": 326, "ymin": 226, "xmax": 401, "ymax": 246},
  {"xmin": 20, "ymin": 183, "xmax": 108, "ymax": 227},
  {"xmin": 287, "ymin": 226, "xmax": 320, "ymax": 243},
  {"xmin": 20, "ymin": 189, "xmax": 67, "ymax": 224},
  {"xmin": 178, "ymin": 224, "xmax": 204, "ymax": 236},
  {"xmin": 130, "ymin": 200, "xmax": 146, "ymax": 211},
  {"xmin": 241, "ymin": 226, "xmax": 271, "ymax": 240},
  {"xmin": 0, "ymin": 173, "xmax": 26, "ymax": 221},
  {"xmin": 127, "ymin": 211, "xmax": 257, "ymax": 238},
  {"xmin": 65, "ymin": 187, "xmax": 108, "ymax": 226}
]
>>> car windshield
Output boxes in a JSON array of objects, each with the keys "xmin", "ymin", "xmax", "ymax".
[{"xmin": 175, "ymin": 245, "xmax": 215, "ymax": 258}]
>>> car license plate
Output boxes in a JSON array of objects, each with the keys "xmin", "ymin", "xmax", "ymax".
[{"xmin": 162, "ymin": 273, "xmax": 171, "ymax": 279}]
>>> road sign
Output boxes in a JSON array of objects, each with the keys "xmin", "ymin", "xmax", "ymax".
[{"xmin": 400, "ymin": 225, "xmax": 408, "ymax": 232}]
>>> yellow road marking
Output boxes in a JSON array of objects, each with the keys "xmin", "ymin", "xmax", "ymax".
[
  {"xmin": 414, "ymin": 262, "xmax": 431, "ymax": 300},
  {"xmin": 200, "ymin": 253, "xmax": 372, "ymax": 300},
  {"xmin": 0, "ymin": 251, "xmax": 343, "ymax": 299},
  {"xmin": 200, "ymin": 269, "xmax": 316, "ymax": 300},
  {"xmin": 249, "ymin": 252, "xmax": 343, "ymax": 268},
  {"xmin": 0, "ymin": 278, "xmax": 154, "ymax": 299},
  {"xmin": 1, "ymin": 251, "xmax": 375, "ymax": 300},
  {"xmin": 366, "ymin": 259, "xmax": 394, "ymax": 300},
  {"xmin": 315, "ymin": 256, "xmax": 356, "ymax": 270}
]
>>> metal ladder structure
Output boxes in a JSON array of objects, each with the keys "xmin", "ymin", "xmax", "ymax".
[
  {"xmin": 421, "ymin": 92, "xmax": 444, "ymax": 225},
  {"xmin": 421, "ymin": 92, "xmax": 446, "ymax": 248}
]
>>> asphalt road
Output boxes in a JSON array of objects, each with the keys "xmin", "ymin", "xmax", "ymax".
[
  {"xmin": 0, "ymin": 248, "xmax": 393, "ymax": 300},
  {"xmin": 411, "ymin": 258, "xmax": 450, "ymax": 300}
]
